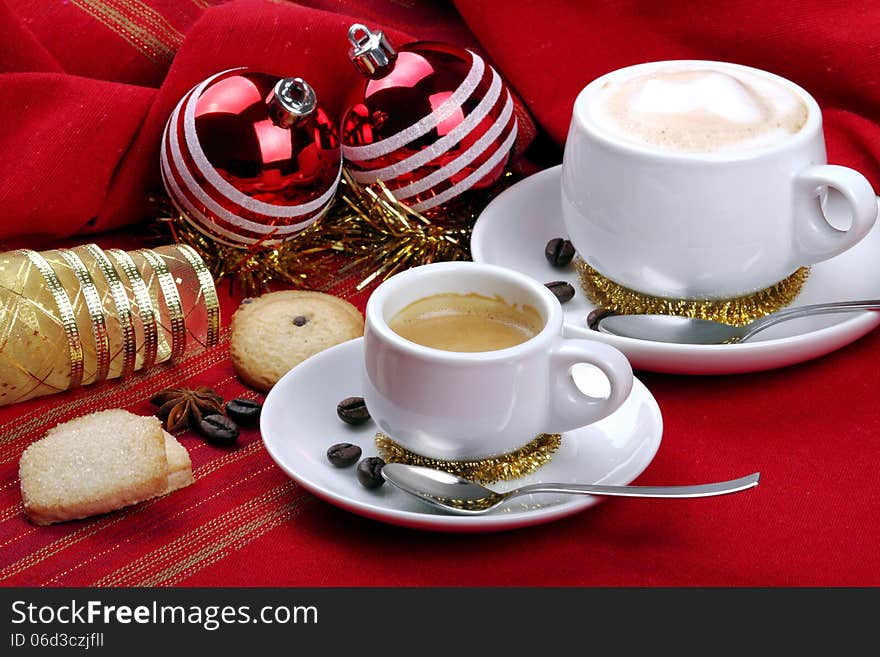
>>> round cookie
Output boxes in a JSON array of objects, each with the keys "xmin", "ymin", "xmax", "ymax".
[{"xmin": 230, "ymin": 291, "xmax": 364, "ymax": 392}]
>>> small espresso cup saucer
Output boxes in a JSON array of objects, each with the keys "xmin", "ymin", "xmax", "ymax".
[
  {"xmin": 261, "ymin": 338, "xmax": 662, "ymax": 533},
  {"xmin": 471, "ymin": 165, "xmax": 880, "ymax": 375}
]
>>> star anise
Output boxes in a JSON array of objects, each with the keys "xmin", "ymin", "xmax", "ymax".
[{"xmin": 150, "ymin": 386, "xmax": 225, "ymax": 432}]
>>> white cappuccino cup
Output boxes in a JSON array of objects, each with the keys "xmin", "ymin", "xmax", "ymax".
[{"xmin": 561, "ymin": 60, "xmax": 879, "ymax": 299}]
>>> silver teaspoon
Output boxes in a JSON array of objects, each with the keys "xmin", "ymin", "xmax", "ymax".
[
  {"xmin": 381, "ymin": 463, "xmax": 759, "ymax": 515},
  {"xmin": 593, "ymin": 299, "xmax": 880, "ymax": 344}
]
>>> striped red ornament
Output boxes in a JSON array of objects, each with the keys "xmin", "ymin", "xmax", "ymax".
[
  {"xmin": 161, "ymin": 68, "xmax": 342, "ymax": 247},
  {"xmin": 341, "ymin": 25, "xmax": 517, "ymax": 214}
]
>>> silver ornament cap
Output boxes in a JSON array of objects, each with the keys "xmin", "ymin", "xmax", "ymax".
[
  {"xmin": 266, "ymin": 77, "xmax": 316, "ymax": 128},
  {"xmin": 348, "ymin": 23, "xmax": 397, "ymax": 78}
]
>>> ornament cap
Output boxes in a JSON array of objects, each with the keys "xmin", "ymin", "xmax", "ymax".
[
  {"xmin": 266, "ymin": 77, "xmax": 316, "ymax": 128},
  {"xmin": 348, "ymin": 23, "xmax": 397, "ymax": 78}
]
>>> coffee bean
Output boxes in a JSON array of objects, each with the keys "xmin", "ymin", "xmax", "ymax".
[
  {"xmin": 292, "ymin": 315, "xmax": 308, "ymax": 326},
  {"xmin": 586, "ymin": 308, "xmax": 617, "ymax": 330},
  {"xmin": 197, "ymin": 414, "xmax": 240, "ymax": 446},
  {"xmin": 326, "ymin": 442, "xmax": 362, "ymax": 467},
  {"xmin": 545, "ymin": 280, "xmax": 576, "ymax": 303},
  {"xmin": 545, "ymin": 238, "xmax": 575, "ymax": 267},
  {"xmin": 225, "ymin": 397, "xmax": 262, "ymax": 426},
  {"xmin": 357, "ymin": 457, "xmax": 386, "ymax": 488},
  {"xmin": 337, "ymin": 397, "xmax": 371, "ymax": 425}
]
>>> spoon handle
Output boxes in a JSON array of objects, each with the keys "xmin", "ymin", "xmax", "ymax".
[
  {"xmin": 741, "ymin": 299, "xmax": 880, "ymax": 341},
  {"xmin": 509, "ymin": 473, "xmax": 759, "ymax": 499}
]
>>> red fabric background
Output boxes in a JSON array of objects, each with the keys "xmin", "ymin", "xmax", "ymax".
[
  {"xmin": 0, "ymin": 0, "xmax": 879, "ymax": 586},
  {"xmin": 4, "ymin": 0, "xmax": 880, "ymax": 241}
]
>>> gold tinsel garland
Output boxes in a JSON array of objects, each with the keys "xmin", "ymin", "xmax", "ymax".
[
  {"xmin": 375, "ymin": 432, "xmax": 562, "ymax": 485},
  {"xmin": 577, "ymin": 259, "xmax": 811, "ymax": 327},
  {"xmin": 157, "ymin": 169, "xmax": 514, "ymax": 295}
]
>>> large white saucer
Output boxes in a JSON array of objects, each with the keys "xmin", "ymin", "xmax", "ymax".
[
  {"xmin": 261, "ymin": 338, "xmax": 662, "ymax": 533},
  {"xmin": 471, "ymin": 166, "xmax": 880, "ymax": 375}
]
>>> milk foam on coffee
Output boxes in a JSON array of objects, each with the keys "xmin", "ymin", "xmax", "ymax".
[{"xmin": 590, "ymin": 66, "xmax": 809, "ymax": 153}]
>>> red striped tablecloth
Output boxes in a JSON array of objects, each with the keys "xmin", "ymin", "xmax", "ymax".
[{"xmin": 2, "ymin": 264, "xmax": 879, "ymax": 586}]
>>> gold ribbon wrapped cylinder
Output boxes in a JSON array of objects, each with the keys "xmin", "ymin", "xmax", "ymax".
[{"xmin": 0, "ymin": 244, "xmax": 219, "ymax": 407}]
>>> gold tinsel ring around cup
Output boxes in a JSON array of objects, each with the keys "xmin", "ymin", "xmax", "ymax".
[
  {"xmin": 576, "ymin": 259, "xmax": 811, "ymax": 327},
  {"xmin": 375, "ymin": 432, "xmax": 562, "ymax": 485},
  {"xmin": 19, "ymin": 249, "xmax": 85, "ymax": 390}
]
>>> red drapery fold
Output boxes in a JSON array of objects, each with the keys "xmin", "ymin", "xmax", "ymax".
[{"xmin": 2, "ymin": 0, "xmax": 878, "ymax": 241}]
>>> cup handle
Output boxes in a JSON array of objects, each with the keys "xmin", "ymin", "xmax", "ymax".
[
  {"xmin": 793, "ymin": 164, "xmax": 878, "ymax": 264},
  {"xmin": 547, "ymin": 339, "xmax": 633, "ymax": 434}
]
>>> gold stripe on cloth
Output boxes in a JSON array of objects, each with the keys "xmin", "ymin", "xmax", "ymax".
[
  {"xmin": 70, "ymin": 0, "xmax": 184, "ymax": 63},
  {"xmin": 20, "ymin": 250, "xmax": 84, "ymax": 390},
  {"xmin": 79, "ymin": 243, "xmax": 137, "ymax": 378},
  {"xmin": 0, "ymin": 336, "xmax": 232, "ymax": 582},
  {"xmin": 34, "ymin": 437, "xmax": 266, "ymax": 586},
  {"xmin": 162, "ymin": 493, "xmax": 310, "ymax": 587},
  {"xmin": 376, "ymin": 432, "xmax": 562, "ymax": 484},
  {"xmin": 57, "ymin": 249, "xmax": 111, "ymax": 384},
  {"xmin": 576, "ymin": 259, "xmax": 811, "ymax": 327},
  {"xmin": 91, "ymin": 477, "xmax": 305, "ymax": 587},
  {"xmin": 107, "ymin": 248, "xmax": 161, "ymax": 369},
  {"xmin": 29, "ymin": 441, "xmax": 271, "ymax": 586},
  {"xmin": 136, "ymin": 248, "xmax": 186, "ymax": 361},
  {"xmin": 90, "ymin": 476, "xmax": 296, "ymax": 586}
]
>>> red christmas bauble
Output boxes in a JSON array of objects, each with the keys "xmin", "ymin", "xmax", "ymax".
[
  {"xmin": 161, "ymin": 68, "xmax": 341, "ymax": 246},
  {"xmin": 341, "ymin": 25, "xmax": 517, "ymax": 213}
]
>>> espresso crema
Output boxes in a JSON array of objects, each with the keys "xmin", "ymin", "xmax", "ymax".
[
  {"xmin": 589, "ymin": 66, "xmax": 809, "ymax": 153},
  {"xmin": 388, "ymin": 292, "xmax": 543, "ymax": 352}
]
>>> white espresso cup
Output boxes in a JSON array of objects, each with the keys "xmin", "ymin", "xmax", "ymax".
[
  {"xmin": 362, "ymin": 262, "xmax": 633, "ymax": 461},
  {"xmin": 561, "ymin": 60, "xmax": 879, "ymax": 299}
]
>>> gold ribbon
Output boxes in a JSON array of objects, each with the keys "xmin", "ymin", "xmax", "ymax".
[
  {"xmin": 106, "ymin": 248, "xmax": 161, "ymax": 369},
  {"xmin": 57, "ymin": 249, "xmax": 111, "ymax": 384},
  {"xmin": 172, "ymin": 244, "xmax": 221, "ymax": 348},
  {"xmin": 82, "ymin": 243, "xmax": 137, "ymax": 378},
  {"xmin": 0, "ymin": 244, "xmax": 219, "ymax": 407},
  {"xmin": 137, "ymin": 248, "xmax": 186, "ymax": 361},
  {"xmin": 20, "ymin": 250, "xmax": 84, "ymax": 390}
]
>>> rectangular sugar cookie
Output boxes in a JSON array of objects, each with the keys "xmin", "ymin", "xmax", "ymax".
[{"xmin": 19, "ymin": 410, "xmax": 170, "ymax": 525}]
